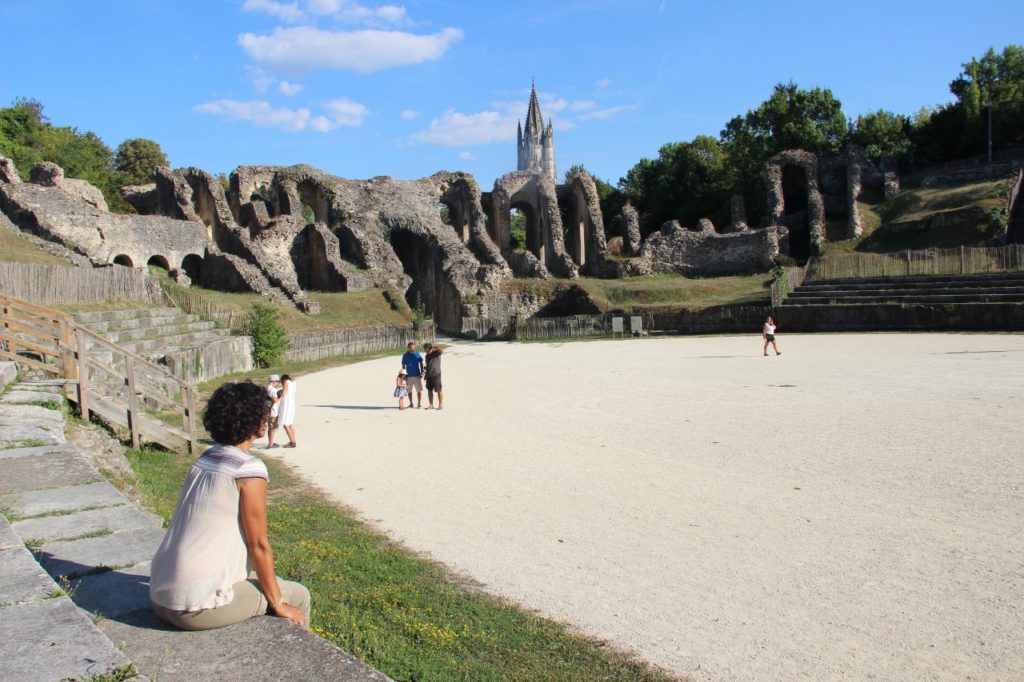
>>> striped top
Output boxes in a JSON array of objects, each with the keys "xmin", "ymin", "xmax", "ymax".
[{"xmin": 149, "ymin": 444, "xmax": 269, "ymax": 611}]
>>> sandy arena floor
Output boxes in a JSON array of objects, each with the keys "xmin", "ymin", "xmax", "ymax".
[{"xmin": 271, "ymin": 333, "xmax": 1024, "ymax": 680}]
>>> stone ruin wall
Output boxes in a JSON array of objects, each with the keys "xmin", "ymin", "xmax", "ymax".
[{"xmin": 640, "ymin": 219, "xmax": 780, "ymax": 277}]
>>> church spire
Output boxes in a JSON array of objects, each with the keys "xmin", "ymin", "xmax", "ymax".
[{"xmin": 525, "ymin": 83, "xmax": 544, "ymax": 137}]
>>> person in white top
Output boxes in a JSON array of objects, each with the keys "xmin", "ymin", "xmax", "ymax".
[
  {"xmin": 763, "ymin": 315, "xmax": 782, "ymax": 356},
  {"xmin": 149, "ymin": 381, "xmax": 309, "ymax": 630},
  {"xmin": 265, "ymin": 374, "xmax": 281, "ymax": 448},
  {"xmin": 278, "ymin": 374, "xmax": 298, "ymax": 448}
]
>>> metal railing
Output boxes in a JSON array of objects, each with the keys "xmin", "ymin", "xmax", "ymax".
[{"xmin": 0, "ymin": 294, "xmax": 199, "ymax": 453}]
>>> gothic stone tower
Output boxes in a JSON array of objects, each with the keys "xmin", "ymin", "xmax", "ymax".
[{"xmin": 516, "ymin": 84, "xmax": 556, "ymax": 181}]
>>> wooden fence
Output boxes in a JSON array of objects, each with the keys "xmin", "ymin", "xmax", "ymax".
[
  {"xmin": 770, "ymin": 262, "xmax": 810, "ymax": 306},
  {"xmin": 284, "ymin": 324, "xmax": 435, "ymax": 363},
  {"xmin": 0, "ymin": 293, "xmax": 198, "ymax": 453},
  {"xmin": 806, "ymin": 245, "xmax": 1024, "ymax": 281},
  {"xmin": 0, "ymin": 263, "xmax": 158, "ymax": 305},
  {"xmin": 159, "ymin": 282, "xmax": 249, "ymax": 332}
]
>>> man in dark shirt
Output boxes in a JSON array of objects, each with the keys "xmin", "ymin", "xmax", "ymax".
[
  {"xmin": 424, "ymin": 342, "xmax": 444, "ymax": 410},
  {"xmin": 400, "ymin": 342, "xmax": 425, "ymax": 408}
]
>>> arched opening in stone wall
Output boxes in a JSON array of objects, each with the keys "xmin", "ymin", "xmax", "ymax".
[
  {"xmin": 510, "ymin": 201, "xmax": 540, "ymax": 261},
  {"xmin": 559, "ymin": 185, "xmax": 589, "ymax": 269},
  {"xmin": 113, "ymin": 254, "xmax": 134, "ymax": 267},
  {"xmin": 296, "ymin": 179, "xmax": 329, "ymax": 225},
  {"xmin": 439, "ymin": 200, "xmax": 469, "ymax": 243},
  {"xmin": 388, "ymin": 228, "xmax": 460, "ymax": 330},
  {"xmin": 147, "ymin": 255, "xmax": 170, "ymax": 270},
  {"xmin": 181, "ymin": 254, "xmax": 204, "ymax": 283},
  {"xmin": 290, "ymin": 225, "xmax": 345, "ymax": 292},
  {"xmin": 782, "ymin": 165, "xmax": 811, "ymax": 261}
]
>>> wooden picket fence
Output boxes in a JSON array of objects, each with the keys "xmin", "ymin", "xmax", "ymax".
[
  {"xmin": 0, "ymin": 262, "xmax": 157, "ymax": 304},
  {"xmin": 806, "ymin": 245, "xmax": 1024, "ymax": 281},
  {"xmin": 159, "ymin": 282, "xmax": 250, "ymax": 332},
  {"xmin": 0, "ymin": 293, "xmax": 199, "ymax": 453}
]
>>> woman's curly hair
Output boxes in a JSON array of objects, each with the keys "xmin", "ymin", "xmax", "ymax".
[{"xmin": 203, "ymin": 381, "xmax": 271, "ymax": 446}]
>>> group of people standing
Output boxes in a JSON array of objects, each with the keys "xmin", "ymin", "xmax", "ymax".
[{"xmin": 396, "ymin": 341, "xmax": 444, "ymax": 410}]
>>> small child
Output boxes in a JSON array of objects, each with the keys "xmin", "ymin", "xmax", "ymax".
[{"xmin": 394, "ymin": 369, "xmax": 409, "ymax": 410}]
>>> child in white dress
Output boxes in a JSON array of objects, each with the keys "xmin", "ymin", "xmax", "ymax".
[{"xmin": 394, "ymin": 369, "xmax": 409, "ymax": 410}]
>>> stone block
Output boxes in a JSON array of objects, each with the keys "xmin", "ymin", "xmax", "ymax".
[
  {"xmin": 0, "ymin": 442, "xmax": 75, "ymax": 461},
  {"xmin": 0, "ymin": 480, "xmax": 127, "ymax": 517},
  {"xmin": 100, "ymin": 608, "xmax": 393, "ymax": 682},
  {"xmin": 38, "ymin": 526, "xmax": 165, "ymax": 579},
  {"xmin": 68, "ymin": 561, "xmax": 153, "ymax": 620},
  {"xmin": 13, "ymin": 504, "xmax": 159, "ymax": 544},
  {"xmin": 0, "ymin": 539, "xmax": 56, "ymax": 606},
  {"xmin": 0, "ymin": 451, "xmax": 99, "ymax": 495},
  {"xmin": 0, "ymin": 598, "xmax": 133, "ymax": 682}
]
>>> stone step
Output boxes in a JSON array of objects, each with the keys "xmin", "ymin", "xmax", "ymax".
[
  {"xmin": 117, "ymin": 329, "xmax": 233, "ymax": 356},
  {"xmin": 97, "ymin": 319, "xmax": 219, "ymax": 344},
  {"xmin": 13, "ymin": 504, "xmax": 161, "ymax": 544},
  {"xmin": 0, "ymin": 480, "xmax": 127, "ymax": 518},
  {"xmin": 80, "ymin": 313, "xmax": 202, "ymax": 333},
  {"xmin": 796, "ymin": 281, "xmax": 1024, "ymax": 293},
  {"xmin": 788, "ymin": 286, "xmax": 1024, "ymax": 298},
  {"xmin": 71, "ymin": 307, "xmax": 182, "ymax": 323},
  {"xmin": 806, "ymin": 272, "xmax": 1024, "ymax": 287},
  {"xmin": 785, "ymin": 293, "xmax": 1024, "ymax": 305}
]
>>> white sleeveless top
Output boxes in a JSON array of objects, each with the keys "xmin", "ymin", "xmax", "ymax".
[
  {"xmin": 149, "ymin": 444, "xmax": 269, "ymax": 611},
  {"xmin": 765, "ymin": 323, "xmax": 776, "ymax": 335}
]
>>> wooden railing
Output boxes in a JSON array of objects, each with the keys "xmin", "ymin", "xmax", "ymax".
[
  {"xmin": 806, "ymin": 245, "xmax": 1024, "ymax": 281},
  {"xmin": 770, "ymin": 261, "xmax": 811, "ymax": 307},
  {"xmin": 0, "ymin": 294, "xmax": 198, "ymax": 454}
]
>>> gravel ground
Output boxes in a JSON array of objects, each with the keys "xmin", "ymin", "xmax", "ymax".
[{"xmin": 272, "ymin": 332, "xmax": 1024, "ymax": 681}]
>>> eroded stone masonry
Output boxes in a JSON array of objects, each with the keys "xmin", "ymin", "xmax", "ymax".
[{"xmin": 0, "ymin": 85, "xmax": 899, "ymax": 336}]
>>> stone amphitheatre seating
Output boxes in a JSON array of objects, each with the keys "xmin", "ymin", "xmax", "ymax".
[
  {"xmin": 783, "ymin": 272, "xmax": 1024, "ymax": 306},
  {"xmin": 0, "ymin": 362, "xmax": 390, "ymax": 681}
]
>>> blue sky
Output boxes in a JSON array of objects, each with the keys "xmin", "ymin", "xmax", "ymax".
[{"xmin": 2, "ymin": 0, "xmax": 1022, "ymax": 188}]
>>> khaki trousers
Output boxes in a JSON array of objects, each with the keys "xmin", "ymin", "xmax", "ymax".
[{"xmin": 152, "ymin": 575, "xmax": 311, "ymax": 631}]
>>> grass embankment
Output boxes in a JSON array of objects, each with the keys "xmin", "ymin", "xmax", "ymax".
[
  {"xmin": 0, "ymin": 228, "xmax": 74, "ymax": 266},
  {"xmin": 122, "ymin": 443, "xmax": 671, "ymax": 681},
  {"xmin": 503, "ymin": 273, "xmax": 772, "ymax": 314},
  {"xmin": 821, "ymin": 178, "xmax": 1007, "ymax": 256}
]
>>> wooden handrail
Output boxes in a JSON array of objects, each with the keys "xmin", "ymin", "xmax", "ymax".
[{"xmin": 0, "ymin": 293, "xmax": 199, "ymax": 454}]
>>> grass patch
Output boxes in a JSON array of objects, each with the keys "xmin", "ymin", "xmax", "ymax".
[
  {"xmin": 43, "ymin": 588, "xmax": 66, "ymax": 599},
  {"xmin": 159, "ymin": 276, "xmax": 413, "ymax": 333},
  {"xmin": 73, "ymin": 662, "xmax": 138, "ymax": 682},
  {"xmin": 1, "ymin": 438, "xmax": 48, "ymax": 450},
  {"xmin": 577, "ymin": 273, "xmax": 771, "ymax": 312},
  {"xmin": 0, "ymin": 228, "xmax": 74, "ymax": 267},
  {"xmin": 122, "ymin": 447, "xmax": 671, "ymax": 681},
  {"xmin": 28, "ymin": 399, "xmax": 64, "ymax": 411}
]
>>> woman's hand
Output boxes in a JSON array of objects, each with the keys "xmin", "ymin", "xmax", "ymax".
[{"xmin": 271, "ymin": 602, "xmax": 306, "ymax": 626}]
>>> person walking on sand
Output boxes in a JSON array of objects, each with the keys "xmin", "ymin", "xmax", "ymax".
[
  {"xmin": 394, "ymin": 369, "xmax": 409, "ymax": 410},
  {"xmin": 424, "ymin": 342, "xmax": 444, "ymax": 410},
  {"xmin": 278, "ymin": 374, "xmax": 298, "ymax": 447},
  {"xmin": 763, "ymin": 316, "xmax": 781, "ymax": 356},
  {"xmin": 265, "ymin": 374, "xmax": 281, "ymax": 448},
  {"xmin": 401, "ymin": 342, "xmax": 425, "ymax": 408}
]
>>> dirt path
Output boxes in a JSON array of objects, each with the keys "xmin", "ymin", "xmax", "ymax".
[{"xmin": 272, "ymin": 333, "xmax": 1024, "ymax": 680}]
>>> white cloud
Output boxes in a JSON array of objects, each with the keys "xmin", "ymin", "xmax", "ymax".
[
  {"xmin": 307, "ymin": 0, "xmax": 408, "ymax": 26},
  {"xmin": 458, "ymin": 151, "xmax": 475, "ymax": 160},
  {"xmin": 242, "ymin": 0, "xmax": 306, "ymax": 23},
  {"xmin": 306, "ymin": 0, "xmax": 343, "ymax": 14},
  {"xmin": 194, "ymin": 98, "xmax": 367, "ymax": 132},
  {"xmin": 246, "ymin": 66, "xmax": 277, "ymax": 92},
  {"xmin": 401, "ymin": 109, "xmax": 420, "ymax": 120},
  {"xmin": 596, "ymin": 78, "xmax": 612, "ymax": 89},
  {"xmin": 325, "ymin": 97, "xmax": 368, "ymax": 126},
  {"xmin": 413, "ymin": 109, "xmax": 515, "ymax": 146},
  {"xmin": 575, "ymin": 104, "xmax": 638, "ymax": 121},
  {"xmin": 239, "ymin": 26, "xmax": 462, "ymax": 74},
  {"xmin": 279, "ymin": 80, "xmax": 304, "ymax": 96},
  {"xmin": 569, "ymin": 100, "xmax": 596, "ymax": 112}
]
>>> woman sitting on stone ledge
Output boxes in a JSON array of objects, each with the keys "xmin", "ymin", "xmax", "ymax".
[{"xmin": 149, "ymin": 382, "xmax": 309, "ymax": 630}]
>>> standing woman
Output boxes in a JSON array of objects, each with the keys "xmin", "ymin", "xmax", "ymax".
[
  {"xmin": 149, "ymin": 381, "xmax": 309, "ymax": 630},
  {"xmin": 763, "ymin": 316, "xmax": 781, "ymax": 356},
  {"xmin": 278, "ymin": 374, "xmax": 298, "ymax": 448}
]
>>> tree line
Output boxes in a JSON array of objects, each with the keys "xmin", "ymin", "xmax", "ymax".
[
  {"xmin": 0, "ymin": 98, "xmax": 168, "ymax": 213},
  {"xmin": 570, "ymin": 44, "xmax": 1024, "ymax": 238}
]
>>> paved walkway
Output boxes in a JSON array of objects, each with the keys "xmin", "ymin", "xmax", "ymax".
[{"xmin": 0, "ymin": 363, "xmax": 391, "ymax": 681}]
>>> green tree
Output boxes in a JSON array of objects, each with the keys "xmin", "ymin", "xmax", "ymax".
[
  {"xmin": 114, "ymin": 138, "xmax": 168, "ymax": 185},
  {"xmin": 850, "ymin": 110, "xmax": 912, "ymax": 164},
  {"xmin": 563, "ymin": 163, "xmax": 627, "ymax": 238},
  {"xmin": 947, "ymin": 44, "xmax": 1024, "ymax": 152},
  {"xmin": 721, "ymin": 82, "xmax": 848, "ymax": 222},
  {"xmin": 248, "ymin": 304, "xmax": 289, "ymax": 368},
  {"xmin": 619, "ymin": 135, "xmax": 730, "ymax": 235}
]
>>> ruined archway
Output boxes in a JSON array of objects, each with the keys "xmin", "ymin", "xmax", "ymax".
[
  {"xmin": 388, "ymin": 228, "xmax": 460, "ymax": 331},
  {"xmin": 181, "ymin": 254, "xmax": 204, "ymax": 283},
  {"xmin": 290, "ymin": 224, "xmax": 346, "ymax": 292},
  {"xmin": 296, "ymin": 178, "xmax": 330, "ymax": 225},
  {"xmin": 764, "ymin": 150, "xmax": 826, "ymax": 262},
  {"xmin": 113, "ymin": 254, "xmax": 134, "ymax": 267},
  {"xmin": 147, "ymin": 255, "xmax": 170, "ymax": 270},
  {"xmin": 510, "ymin": 199, "xmax": 543, "ymax": 263}
]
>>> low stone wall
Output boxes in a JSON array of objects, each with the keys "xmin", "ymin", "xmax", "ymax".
[
  {"xmin": 640, "ymin": 222, "xmax": 779, "ymax": 277},
  {"xmin": 284, "ymin": 325, "xmax": 434, "ymax": 363},
  {"xmin": 162, "ymin": 336, "xmax": 253, "ymax": 383},
  {"xmin": 0, "ymin": 262, "xmax": 159, "ymax": 305}
]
